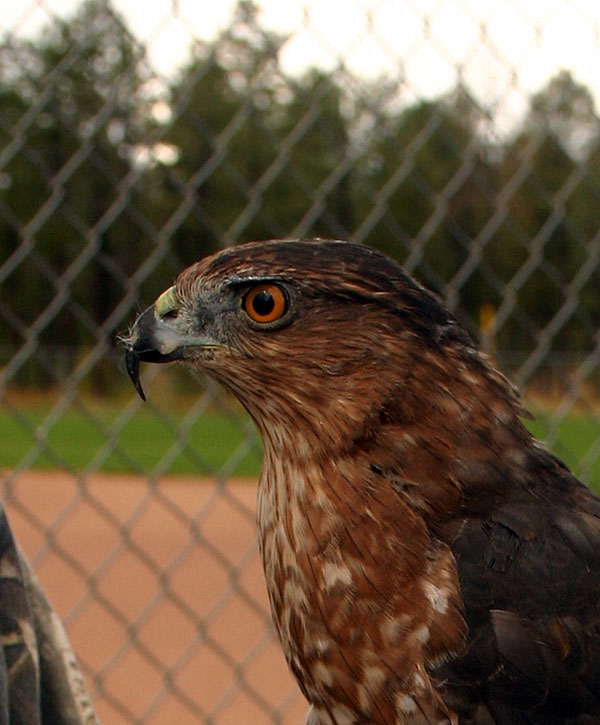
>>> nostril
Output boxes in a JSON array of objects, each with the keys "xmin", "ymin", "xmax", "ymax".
[{"xmin": 162, "ymin": 310, "xmax": 179, "ymax": 320}]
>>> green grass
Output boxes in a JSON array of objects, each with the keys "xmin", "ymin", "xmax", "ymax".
[
  {"xmin": 525, "ymin": 410, "xmax": 600, "ymax": 492},
  {"xmin": 2, "ymin": 398, "xmax": 600, "ymax": 490},
  {"xmin": 0, "ymin": 400, "xmax": 263, "ymax": 477}
]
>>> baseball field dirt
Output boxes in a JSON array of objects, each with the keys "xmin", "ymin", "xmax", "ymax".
[{"xmin": 2, "ymin": 470, "xmax": 307, "ymax": 724}]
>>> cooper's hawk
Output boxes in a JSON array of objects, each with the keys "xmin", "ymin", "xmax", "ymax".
[{"xmin": 125, "ymin": 239, "xmax": 600, "ymax": 724}]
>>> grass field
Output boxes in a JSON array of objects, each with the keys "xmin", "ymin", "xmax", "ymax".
[
  {"xmin": 525, "ymin": 412, "xmax": 600, "ymax": 491},
  {"xmin": 0, "ymin": 399, "xmax": 263, "ymax": 477},
  {"xmin": 2, "ymin": 397, "xmax": 600, "ymax": 491}
]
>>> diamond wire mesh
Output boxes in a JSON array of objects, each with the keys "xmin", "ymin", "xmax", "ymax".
[{"xmin": 2, "ymin": 0, "xmax": 600, "ymax": 722}]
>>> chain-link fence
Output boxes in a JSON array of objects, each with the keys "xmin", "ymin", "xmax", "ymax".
[{"xmin": 3, "ymin": 0, "xmax": 600, "ymax": 722}]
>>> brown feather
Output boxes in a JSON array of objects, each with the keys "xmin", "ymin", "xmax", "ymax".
[{"xmin": 126, "ymin": 239, "xmax": 600, "ymax": 724}]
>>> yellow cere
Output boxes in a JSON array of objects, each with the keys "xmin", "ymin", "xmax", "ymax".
[{"xmin": 155, "ymin": 285, "xmax": 178, "ymax": 319}]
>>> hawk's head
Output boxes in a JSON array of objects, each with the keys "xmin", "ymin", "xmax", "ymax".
[{"xmin": 125, "ymin": 239, "xmax": 507, "ymax": 458}]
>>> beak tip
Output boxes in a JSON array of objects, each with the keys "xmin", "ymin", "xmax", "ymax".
[{"xmin": 125, "ymin": 349, "xmax": 147, "ymax": 401}]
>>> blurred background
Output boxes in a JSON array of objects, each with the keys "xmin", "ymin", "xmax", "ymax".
[{"xmin": 3, "ymin": 0, "xmax": 600, "ymax": 722}]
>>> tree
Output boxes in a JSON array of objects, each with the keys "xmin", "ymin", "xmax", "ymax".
[
  {"xmin": 494, "ymin": 70, "xmax": 600, "ymax": 360},
  {"xmin": 0, "ymin": 0, "xmax": 154, "ymax": 389},
  {"xmin": 153, "ymin": 1, "xmax": 356, "ymax": 265},
  {"xmin": 151, "ymin": 1, "xmax": 286, "ymax": 261},
  {"xmin": 355, "ymin": 84, "xmax": 496, "ymax": 322}
]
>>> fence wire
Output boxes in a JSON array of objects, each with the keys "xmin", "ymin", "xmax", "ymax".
[{"xmin": 3, "ymin": 0, "xmax": 600, "ymax": 722}]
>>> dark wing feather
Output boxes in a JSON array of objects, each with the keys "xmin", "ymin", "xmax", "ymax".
[{"xmin": 432, "ymin": 446, "xmax": 600, "ymax": 723}]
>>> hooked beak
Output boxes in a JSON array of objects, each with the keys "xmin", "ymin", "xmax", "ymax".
[{"xmin": 125, "ymin": 285, "xmax": 218, "ymax": 400}]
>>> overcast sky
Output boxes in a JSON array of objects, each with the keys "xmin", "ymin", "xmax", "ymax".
[{"xmin": 5, "ymin": 0, "xmax": 600, "ymax": 127}]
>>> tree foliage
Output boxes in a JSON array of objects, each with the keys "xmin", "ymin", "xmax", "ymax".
[{"xmin": 2, "ymin": 0, "xmax": 600, "ymax": 390}]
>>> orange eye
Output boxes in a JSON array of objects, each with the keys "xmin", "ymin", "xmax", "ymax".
[{"xmin": 243, "ymin": 284, "xmax": 287, "ymax": 324}]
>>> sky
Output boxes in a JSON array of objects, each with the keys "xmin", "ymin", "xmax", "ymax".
[{"xmin": 4, "ymin": 0, "xmax": 600, "ymax": 129}]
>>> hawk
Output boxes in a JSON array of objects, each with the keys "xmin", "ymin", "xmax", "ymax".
[{"xmin": 125, "ymin": 239, "xmax": 600, "ymax": 724}]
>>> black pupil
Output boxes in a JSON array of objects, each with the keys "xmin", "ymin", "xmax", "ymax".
[{"xmin": 252, "ymin": 290, "xmax": 275, "ymax": 317}]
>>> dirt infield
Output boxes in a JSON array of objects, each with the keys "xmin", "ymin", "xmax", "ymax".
[{"xmin": 1, "ymin": 471, "xmax": 307, "ymax": 724}]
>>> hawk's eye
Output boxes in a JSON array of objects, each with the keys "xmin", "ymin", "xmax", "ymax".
[{"xmin": 243, "ymin": 284, "xmax": 287, "ymax": 324}]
